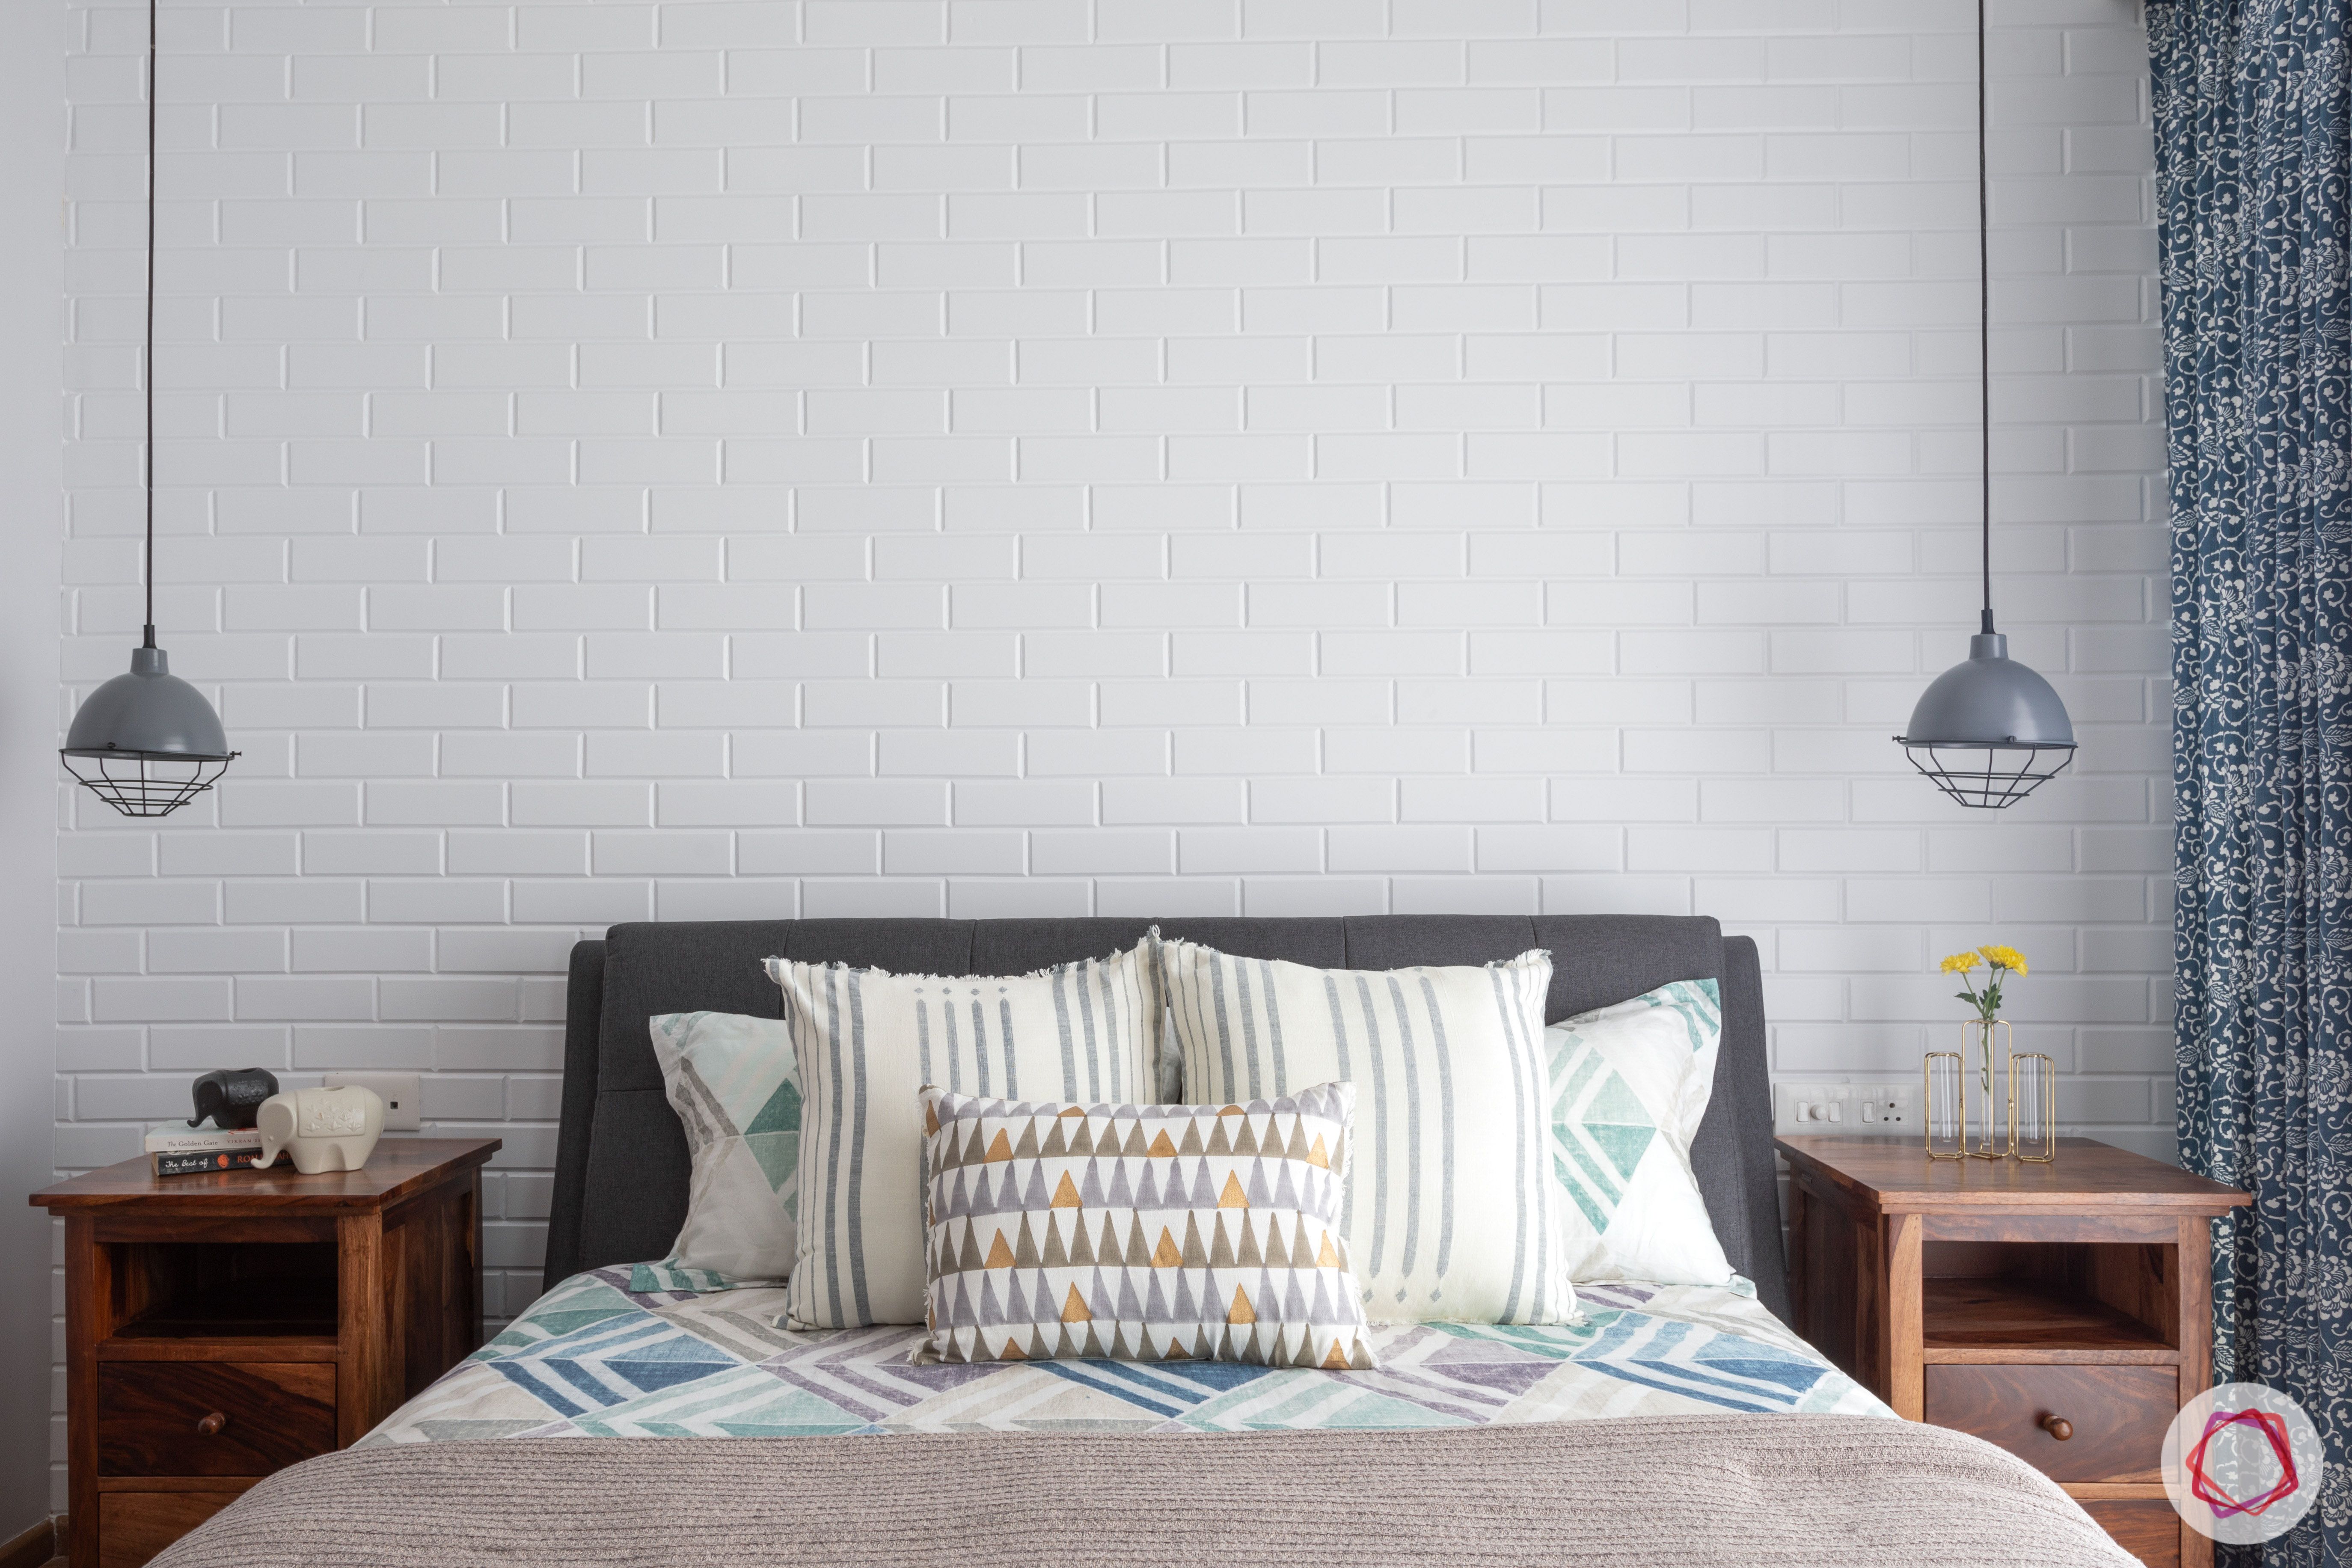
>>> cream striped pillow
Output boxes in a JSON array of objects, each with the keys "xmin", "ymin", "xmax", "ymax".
[
  {"xmin": 765, "ymin": 945, "xmax": 1161, "ymax": 1330},
  {"xmin": 1157, "ymin": 938, "xmax": 1574, "ymax": 1326}
]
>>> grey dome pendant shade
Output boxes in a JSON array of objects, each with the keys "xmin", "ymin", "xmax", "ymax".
[
  {"xmin": 1892, "ymin": 0, "xmax": 2073, "ymax": 811},
  {"xmin": 1896, "ymin": 614, "xmax": 2076, "ymax": 809},
  {"xmin": 59, "ymin": 0, "xmax": 236, "ymax": 818},
  {"xmin": 62, "ymin": 645, "xmax": 238, "ymax": 817}
]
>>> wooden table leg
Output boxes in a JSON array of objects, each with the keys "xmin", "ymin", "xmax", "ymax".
[
  {"xmin": 338, "ymin": 1211, "xmax": 387, "ymax": 1446},
  {"xmin": 467, "ymin": 1167, "xmax": 485, "ymax": 1351},
  {"xmin": 64, "ymin": 1216, "xmax": 97, "ymax": 1568},
  {"xmin": 2177, "ymin": 1215, "xmax": 2215, "ymax": 1568},
  {"xmin": 1883, "ymin": 1211, "xmax": 1924, "ymax": 1421},
  {"xmin": 2176, "ymin": 1214, "xmax": 2213, "ymax": 1396}
]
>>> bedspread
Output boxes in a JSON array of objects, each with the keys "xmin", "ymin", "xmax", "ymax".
[
  {"xmin": 163, "ymin": 1417, "xmax": 2134, "ymax": 1568},
  {"xmin": 365, "ymin": 1267, "xmax": 1887, "ymax": 1440}
]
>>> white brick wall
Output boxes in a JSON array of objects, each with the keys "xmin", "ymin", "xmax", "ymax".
[
  {"xmin": 3, "ymin": 0, "xmax": 66, "ymax": 1535},
  {"xmin": 48, "ymin": 0, "xmax": 2166, "ymax": 1500}
]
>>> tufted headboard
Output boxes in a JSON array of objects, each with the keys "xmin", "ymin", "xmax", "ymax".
[{"xmin": 543, "ymin": 913, "xmax": 1788, "ymax": 1322}]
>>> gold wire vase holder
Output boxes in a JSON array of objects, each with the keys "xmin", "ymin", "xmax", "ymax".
[
  {"xmin": 1926, "ymin": 1039, "xmax": 2058, "ymax": 1163},
  {"xmin": 2010, "ymin": 1050, "xmax": 2056, "ymax": 1162},
  {"xmin": 1924, "ymin": 1051, "xmax": 1966, "ymax": 1160}
]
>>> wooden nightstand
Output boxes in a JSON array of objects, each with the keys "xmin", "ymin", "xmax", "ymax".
[
  {"xmin": 30, "ymin": 1137, "xmax": 500, "ymax": 1568},
  {"xmin": 1776, "ymin": 1135, "xmax": 2248, "ymax": 1568}
]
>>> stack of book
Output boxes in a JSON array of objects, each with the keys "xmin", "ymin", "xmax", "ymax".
[{"xmin": 146, "ymin": 1122, "xmax": 276, "ymax": 1177}]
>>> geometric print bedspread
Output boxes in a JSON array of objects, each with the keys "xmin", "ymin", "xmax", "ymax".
[{"xmin": 363, "ymin": 1267, "xmax": 1891, "ymax": 1442}]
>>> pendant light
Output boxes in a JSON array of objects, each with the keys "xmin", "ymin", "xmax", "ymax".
[
  {"xmin": 1893, "ymin": 0, "xmax": 2075, "ymax": 810},
  {"xmin": 59, "ymin": 0, "xmax": 237, "ymax": 817}
]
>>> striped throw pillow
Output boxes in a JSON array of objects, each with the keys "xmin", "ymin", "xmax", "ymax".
[
  {"xmin": 766, "ymin": 945, "xmax": 1162, "ymax": 1329},
  {"xmin": 918, "ymin": 1082, "xmax": 1376, "ymax": 1369},
  {"xmin": 1545, "ymin": 979, "xmax": 1734, "ymax": 1286},
  {"xmin": 1157, "ymin": 938, "xmax": 1575, "ymax": 1326}
]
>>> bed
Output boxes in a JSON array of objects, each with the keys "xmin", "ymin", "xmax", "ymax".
[{"xmin": 154, "ymin": 915, "xmax": 2137, "ymax": 1567}]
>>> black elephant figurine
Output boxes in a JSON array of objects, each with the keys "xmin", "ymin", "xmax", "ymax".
[{"xmin": 190, "ymin": 1067, "xmax": 280, "ymax": 1130}]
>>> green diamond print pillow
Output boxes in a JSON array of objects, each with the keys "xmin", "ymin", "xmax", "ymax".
[
  {"xmin": 641, "ymin": 1010, "xmax": 802, "ymax": 1290},
  {"xmin": 1545, "ymin": 979, "xmax": 1735, "ymax": 1286}
]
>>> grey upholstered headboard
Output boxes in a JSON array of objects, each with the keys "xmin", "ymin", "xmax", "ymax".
[{"xmin": 544, "ymin": 914, "xmax": 1789, "ymax": 1322}]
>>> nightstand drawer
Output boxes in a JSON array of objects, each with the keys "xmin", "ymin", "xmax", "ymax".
[
  {"xmin": 2080, "ymin": 1501, "xmax": 2183, "ymax": 1568},
  {"xmin": 99, "ymin": 1492, "xmax": 239, "ymax": 1568},
  {"xmin": 1924, "ymin": 1363, "xmax": 2175, "ymax": 1483},
  {"xmin": 98, "ymin": 1361, "xmax": 336, "ymax": 1476}
]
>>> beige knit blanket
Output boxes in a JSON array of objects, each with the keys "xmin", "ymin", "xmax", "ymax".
[{"xmin": 154, "ymin": 1416, "xmax": 2139, "ymax": 1568}]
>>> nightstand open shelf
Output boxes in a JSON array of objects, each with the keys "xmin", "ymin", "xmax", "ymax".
[
  {"xmin": 96, "ymin": 1241, "xmax": 341, "ymax": 1354},
  {"xmin": 1922, "ymin": 1272, "xmax": 2174, "ymax": 1361},
  {"xmin": 1776, "ymin": 1135, "xmax": 2249, "ymax": 1568}
]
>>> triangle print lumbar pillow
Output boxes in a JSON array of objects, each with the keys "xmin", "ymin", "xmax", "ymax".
[
  {"xmin": 916, "ymin": 1081, "xmax": 1377, "ymax": 1370},
  {"xmin": 642, "ymin": 1010, "xmax": 802, "ymax": 1290},
  {"xmin": 1544, "ymin": 978, "xmax": 1735, "ymax": 1286}
]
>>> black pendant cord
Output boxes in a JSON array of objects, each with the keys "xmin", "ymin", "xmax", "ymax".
[
  {"xmin": 1975, "ymin": 0, "xmax": 1994, "ymax": 644},
  {"xmin": 142, "ymin": 0, "xmax": 157, "ymax": 650}
]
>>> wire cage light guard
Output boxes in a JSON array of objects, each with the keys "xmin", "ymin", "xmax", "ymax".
[
  {"xmin": 60, "ymin": 747, "xmax": 235, "ymax": 818},
  {"xmin": 1897, "ymin": 739, "xmax": 2075, "ymax": 810}
]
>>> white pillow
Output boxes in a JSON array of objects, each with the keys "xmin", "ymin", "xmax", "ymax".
[
  {"xmin": 644, "ymin": 1010, "xmax": 801, "ymax": 1289},
  {"xmin": 1157, "ymin": 937, "xmax": 1577, "ymax": 1326},
  {"xmin": 1544, "ymin": 978, "xmax": 1734, "ymax": 1286},
  {"xmin": 766, "ymin": 944, "xmax": 1163, "ymax": 1329}
]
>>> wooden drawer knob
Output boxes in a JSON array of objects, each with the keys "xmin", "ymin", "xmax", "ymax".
[
  {"xmin": 2039, "ymin": 1414, "xmax": 2073, "ymax": 1441},
  {"xmin": 196, "ymin": 1411, "xmax": 228, "ymax": 1438}
]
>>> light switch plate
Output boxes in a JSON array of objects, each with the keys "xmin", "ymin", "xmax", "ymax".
[
  {"xmin": 1776, "ymin": 1081, "xmax": 1851, "ymax": 1133},
  {"xmin": 1775, "ymin": 1078, "xmax": 1914, "ymax": 1135},
  {"xmin": 322, "ymin": 1072, "xmax": 423, "ymax": 1132}
]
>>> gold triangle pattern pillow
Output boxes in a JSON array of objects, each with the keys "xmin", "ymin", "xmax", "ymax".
[{"xmin": 917, "ymin": 1082, "xmax": 1378, "ymax": 1370}]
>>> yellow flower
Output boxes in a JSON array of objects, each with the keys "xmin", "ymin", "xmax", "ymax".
[
  {"xmin": 1938, "ymin": 951, "xmax": 1982, "ymax": 975},
  {"xmin": 1977, "ymin": 944, "xmax": 2028, "ymax": 975}
]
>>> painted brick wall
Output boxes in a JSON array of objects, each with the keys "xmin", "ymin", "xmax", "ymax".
[{"xmin": 48, "ymin": 0, "xmax": 2165, "ymax": 1497}]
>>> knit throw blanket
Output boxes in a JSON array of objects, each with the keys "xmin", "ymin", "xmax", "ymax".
[{"xmin": 156, "ymin": 1415, "xmax": 2138, "ymax": 1568}]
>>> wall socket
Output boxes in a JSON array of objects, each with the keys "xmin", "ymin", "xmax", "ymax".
[
  {"xmin": 1775, "ymin": 1079, "xmax": 1913, "ymax": 1135},
  {"xmin": 322, "ymin": 1073, "xmax": 423, "ymax": 1132}
]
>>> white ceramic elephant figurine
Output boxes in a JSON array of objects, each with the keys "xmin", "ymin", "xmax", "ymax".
[{"xmin": 256, "ymin": 1084, "xmax": 385, "ymax": 1174}]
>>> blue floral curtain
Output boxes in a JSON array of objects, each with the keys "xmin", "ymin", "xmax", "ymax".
[{"xmin": 2151, "ymin": 0, "xmax": 2350, "ymax": 1563}]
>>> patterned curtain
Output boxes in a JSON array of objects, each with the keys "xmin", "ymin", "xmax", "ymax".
[{"xmin": 2151, "ymin": 0, "xmax": 2350, "ymax": 1564}]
